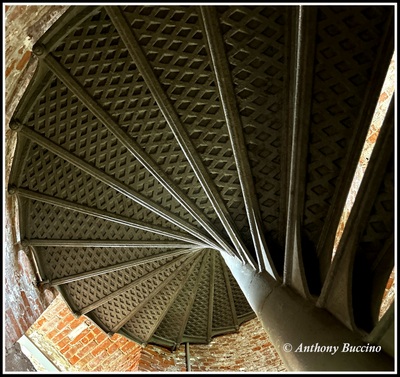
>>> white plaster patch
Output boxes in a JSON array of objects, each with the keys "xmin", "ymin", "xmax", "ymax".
[{"xmin": 67, "ymin": 321, "xmax": 89, "ymax": 340}]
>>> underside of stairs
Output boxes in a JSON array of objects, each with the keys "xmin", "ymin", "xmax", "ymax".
[{"xmin": 8, "ymin": 4, "xmax": 394, "ymax": 358}]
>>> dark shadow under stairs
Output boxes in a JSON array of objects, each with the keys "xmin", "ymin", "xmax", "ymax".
[{"xmin": 7, "ymin": 4, "xmax": 395, "ymax": 363}]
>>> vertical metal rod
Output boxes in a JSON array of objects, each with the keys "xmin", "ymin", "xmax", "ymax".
[{"xmin": 185, "ymin": 342, "xmax": 191, "ymax": 372}]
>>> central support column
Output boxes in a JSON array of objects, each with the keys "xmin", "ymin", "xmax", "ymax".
[{"xmin": 221, "ymin": 254, "xmax": 394, "ymax": 372}]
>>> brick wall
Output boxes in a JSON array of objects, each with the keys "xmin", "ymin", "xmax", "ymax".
[
  {"xmin": 5, "ymin": 5, "xmax": 69, "ymax": 124},
  {"xmin": 27, "ymin": 296, "xmax": 286, "ymax": 372},
  {"xmin": 188, "ymin": 320, "xmax": 286, "ymax": 372},
  {"xmin": 5, "ymin": 3, "xmax": 394, "ymax": 366},
  {"xmin": 138, "ymin": 345, "xmax": 187, "ymax": 372},
  {"xmin": 26, "ymin": 296, "xmax": 142, "ymax": 372},
  {"xmin": 4, "ymin": 5, "xmax": 70, "ymax": 350},
  {"xmin": 2, "ymin": 8, "xmax": 284, "ymax": 369},
  {"xmin": 139, "ymin": 319, "xmax": 287, "ymax": 372},
  {"xmin": 332, "ymin": 55, "xmax": 395, "ymax": 319}
]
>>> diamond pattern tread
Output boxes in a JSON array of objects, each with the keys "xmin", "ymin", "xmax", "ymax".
[{"xmin": 7, "ymin": 4, "xmax": 393, "ymax": 350}]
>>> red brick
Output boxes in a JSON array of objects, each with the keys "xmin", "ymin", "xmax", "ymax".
[
  {"xmin": 367, "ymin": 131, "xmax": 379, "ymax": 144},
  {"xmin": 9, "ymin": 266, "xmax": 285, "ymax": 372},
  {"xmin": 20, "ymin": 291, "xmax": 34, "ymax": 318},
  {"xmin": 98, "ymin": 356, "xmax": 117, "ymax": 370},
  {"xmin": 6, "ymin": 59, "xmax": 15, "ymax": 78},
  {"xmin": 58, "ymin": 306, "xmax": 71, "ymax": 318},
  {"xmin": 5, "ymin": 5, "xmax": 26, "ymax": 23},
  {"xmin": 70, "ymin": 329, "xmax": 89, "ymax": 345},
  {"xmin": 34, "ymin": 298, "xmax": 45, "ymax": 314},
  {"xmin": 114, "ymin": 336, "xmax": 129, "ymax": 346},
  {"xmin": 107, "ymin": 342, "xmax": 119, "ymax": 355},
  {"xmin": 65, "ymin": 344, "xmax": 81, "ymax": 360},
  {"xmin": 138, "ymin": 359, "xmax": 152, "ymax": 370},
  {"xmin": 56, "ymin": 314, "xmax": 74, "ymax": 330},
  {"xmin": 163, "ymin": 359, "xmax": 175, "ymax": 366},
  {"xmin": 65, "ymin": 313, "xmax": 77, "ymax": 323},
  {"xmin": 49, "ymin": 299, "xmax": 64, "ymax": 313},
  {"xmin": 104, "ymin": 354, "xmax": 124, "ymax": 370},
  {"xmin": 77, "ymin": 353, "xmax": 93, "ymax": 368},
  {"xmin": 17, "ymin": 314, "xmax": 28, "ymax": 333},
  {"xmin": 59, "ymin": 344, "xmax": 70, "ymax": 355},
  {"xmin": 51, "ymin": 332, "xmax": 67, "ymax": 344},
  {"xmin": 57, "ymin": 336, "xmax": 70, "ymax": 349},
  {"xmin": 81, "ymin": 331, "xmax": 95, "ymax": 344},
  {"xmin": 76, "ymin": 342, "xmax": 97, "ymax": 358},
  {"xmin": 121, "ymin": 341, "xmax": 139, "ymax": 353},
  {"xmin": 91, "ymin": 341, "xmax": 109, "ymax": 356},
  {"xmin": 69, "ymin": 355, "xmax": 80, "ymax": 365},
  {"xmin": 87, "ymin": 351, "xmax": 108, "ymax": 369},
  {"xmin": 35, "ymin": 316, "xmax": 46, "ymax": 328},
  {"xmin": 46, "ymin": 329, "xmax": 59, "ymax": 340},
  {"xmin": 92, "ymin": 327, "xmax": 102, "ymax": 335},
  {"xmin": 143, "ymin": 348, "xmax": 158, "ymax": 357},
  {"xmin": 379, "ymin": 91, "xmax": 389, "ymax": 102},
  {"xmin": 55, "ymin": 321, "xmax": 67, "ymax": 331},
  {"xmin": 69, "ymin": 317, "xmax": 84, "ymax": 330},
  {"xmin": 4, "ymin": 303, "xmax": 18, "ymax": 331},
  {"xmin": 95, "ymin": 332, "xmax": 107, "ymax": 344}
]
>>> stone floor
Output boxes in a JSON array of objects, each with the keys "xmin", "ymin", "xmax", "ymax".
[{"xmin": 4, "ymin": 343, "xmax": 36, "ymax": 372}]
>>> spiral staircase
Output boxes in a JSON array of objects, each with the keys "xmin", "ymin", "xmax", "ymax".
[{"xmin": 8, "ymin": 5, "xmax": 394, "ymax": 368}]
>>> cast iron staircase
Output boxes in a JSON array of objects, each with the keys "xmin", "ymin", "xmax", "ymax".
[{"xmin": 8, "ymin": 5, "xmax": 394, "ymax": 354}]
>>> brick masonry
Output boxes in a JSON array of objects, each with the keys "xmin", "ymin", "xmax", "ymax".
[
  {"xmin": 333, "ymin": 55, "xmax": 395, "ymax": 253},
  {"xmin": 27, "ymin": 295, "xmax": 286, "ymax": 372},
  {"xmin": 5, "ymin": 5, "xmax": 70, "ymax": 125},
  {"xmin": 177, "ymin": 320, "xmax": 286, "ymax": 372},
  {"xmin": 138, "ymin": 319, "xmax": 287, "ymax": 372},
  {"xmin": 4, "ymin": 4, "xmax": 395, "ymax": 366},
  {"xmin": 26, "ymin": 296, "xmax": 141, "ymax": 372},
  {"xmin": 4, "ymin": 5, "xmax": 70, "ymax": 351},
  {"xmin": 332, "ymin": 55, "xmax": 395, "ymax": 319}
]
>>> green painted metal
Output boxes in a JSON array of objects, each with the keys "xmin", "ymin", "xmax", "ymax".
[{"xmin": 8, "ymin": 4, "xmax": 394, "ymax": 371}]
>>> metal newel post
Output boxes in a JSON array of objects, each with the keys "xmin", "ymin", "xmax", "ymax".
[{"xmin": 185, "ymin": 342, "xmax": 191, "ymax": 372}]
